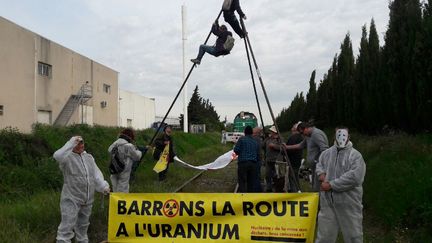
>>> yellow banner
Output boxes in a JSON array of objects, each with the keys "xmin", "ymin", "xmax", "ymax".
[
  {"xmin": 108, "ymin": 193, "xmax": 318, "ymax": 242},
  {"xmin": 153, "ymin": 144, "xmax": 169, "ymax": 173}
]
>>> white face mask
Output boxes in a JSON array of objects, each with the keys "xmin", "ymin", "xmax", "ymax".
[{"xmin": 335, "ymin": 129, "xmax": 349, "ymax": 148}]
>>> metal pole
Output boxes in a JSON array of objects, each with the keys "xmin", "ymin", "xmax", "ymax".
[
  {"xmin": 148, "ymin": 11, "xmax": 223, "ymax": 145},
  {"xmin": 241, "ymin": 32, "xmax": 265, "ymax": 128},
  {"xmin": 182, "ymin": 5, "xmax": 188, "ymax": 133},
  {"xmin": 240, "ymin": 18, "xmax": 301, "ymax": 192}
]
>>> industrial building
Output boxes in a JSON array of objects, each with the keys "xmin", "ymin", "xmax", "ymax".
[
  {"xmin": 0, "ymin": 17, "xmax": 158, "ymax": 132},
  {"xmin": 119, "ymin": 90, "xmax": 155, "ymax": 129}
]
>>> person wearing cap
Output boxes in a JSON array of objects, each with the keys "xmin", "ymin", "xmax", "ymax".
[
  {"xmin": 153, "ymin": 125, "xmax": 176, "ymax": 181},
  {"xmin": 222, "ymin": 0, "xmax": 247, "ymax": 38},
  {"xmin": 53, "ymin": 136, "xmax": 110, "ymax": 243},
  {"xmin": 190, "ymin": 20, "xmax": 233, "ymax": 65},
  {"xmin": 286, "ymin": 122, "xmax": 329, "ymax": 191},
  {"xmin": 108, "ymin": 128, "xmax": 143, "ymax": 192},
  {"xmin": 315, "ymin": 127, "xmax": 366, "ymax": 243},
  {"xmin": 264, "ymin": 125, "xmax": 284, "ymax": 192},
  {"xmin": 234, "ymin": 125, "xmax": 260, "ymax": 192}
]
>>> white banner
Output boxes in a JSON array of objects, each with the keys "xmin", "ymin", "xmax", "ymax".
[{"xmin": 174, "ymin": 150, "xmax": 237, "ymax": 170}]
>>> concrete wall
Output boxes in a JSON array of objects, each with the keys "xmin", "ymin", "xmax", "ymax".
[
  {"xmin": 0, "ymin": 17, "xmax": 118, "ymax": 132},
  {"xmin": 119, "ymin": 90, "xmax": 155, "ymax": 129},
  {"xmin": 0, "ymin": 17, "xmax": 37, "ymax": 132}
]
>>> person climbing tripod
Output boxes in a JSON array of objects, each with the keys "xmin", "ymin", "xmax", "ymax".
[
  {"xmin": 222, "ymin": 0, "xmax": 247, "ymax": 38},
  {"xmin": 191, "ymin": 20, "xmax": 233, "ymax": 65}
]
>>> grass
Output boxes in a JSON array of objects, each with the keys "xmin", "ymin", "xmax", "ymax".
[
  {"xmin": 0, "ymin": 124, "xmax": 233, "ymax": 242},
  {"xmin": 0, "ymin": 125, "xmax": 431, "ymax": 242}
]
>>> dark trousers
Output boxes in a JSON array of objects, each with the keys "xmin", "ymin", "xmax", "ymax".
[
  {"xmin": 238, "ymin": 161, "xmax": 258, "ymax": 192},
  {"xmin": 288, "ymin": 166, "xmax": 300, "ymax": 192},
  {"xmin": 158, "ymin": 163, "xmax": 170, "ymax": 181},
  {"xmin": 254, "ymin": 161, "xmax": 263, "ymax": 192},
  {"xmin": 265, "ymin": 161, "xmax": 276, "ymax": 192},
  {"xmin": 129, "ymin": 160, "xmax": 140, "ymax": 182},
  {"xmin": 223, "ymin": 11, "xmax": 244, "ymax": 38}
]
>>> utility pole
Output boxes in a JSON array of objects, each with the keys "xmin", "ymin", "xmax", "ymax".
[{"xmin": 182, "ymin": 4, "xmax": 188, "ymax": 133}]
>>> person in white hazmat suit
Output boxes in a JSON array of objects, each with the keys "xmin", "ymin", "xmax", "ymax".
[
  {"xmin": 108, "ymin": 128, "xmax": 143, "ymax": 192},
  {"xmin": 315, "ymin": 127, "xmax": 366, "ymax": 243},
  {"xmin": 53, "ymin": 136, "xmax": 110, "ymax": 243}
]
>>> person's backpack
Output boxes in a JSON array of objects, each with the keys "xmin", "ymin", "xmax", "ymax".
[
  {"xmin": 109, "ymin": 144, "xmax": 126, "ymax": 174},
  {"xmin": 223, "ymin": 35, "xmax": 235, "ymax": 52},
  {"xmin": 222, "ymin": 0, "xmax": 233, "ymax": 11}
]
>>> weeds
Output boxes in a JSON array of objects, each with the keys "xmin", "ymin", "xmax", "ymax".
[{"xmin": 0, "ymin": 126, "xmax": 431, "ymax": 241}]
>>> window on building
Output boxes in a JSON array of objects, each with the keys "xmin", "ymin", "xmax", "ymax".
[
  {"xmin": 0, "ymin": 105, "xmax": 3, "ymax": 116},
  {"xmin": 38, "ymin": 62, "xmax": 52, "ymax": 77},
  {"xmin": 127, "ymin": 119, "xmax": 132, "ymax": 127},
  {"xmin": 103, "ymin": 84, "xmax": 111, "ymax": 94}
]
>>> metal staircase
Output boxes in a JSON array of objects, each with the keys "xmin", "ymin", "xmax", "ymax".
[{"xmin": 54, "ymin": 83, "xmax": 92, "ymax": 126}]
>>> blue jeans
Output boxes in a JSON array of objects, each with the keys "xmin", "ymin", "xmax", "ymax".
[{"xmin": 196, "ymin": 44, "xmax": 217, "ymax": 61}]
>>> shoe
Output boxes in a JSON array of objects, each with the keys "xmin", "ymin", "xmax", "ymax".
[
  {"xmin": 190, "ymin": 58, "xmax": 200, "ymax": 65},
  {"xmin": 240, "ymin": 31, "xmax": 248, "ymax": 39}
]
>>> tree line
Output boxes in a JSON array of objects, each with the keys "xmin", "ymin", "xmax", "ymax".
[
  {"xmin": 276, "ymin": 0, "xmax": 432, "ymax": 134},
  {"xmin": 179, "ymin": 85, "xmax": 223, "ymax": 132}
]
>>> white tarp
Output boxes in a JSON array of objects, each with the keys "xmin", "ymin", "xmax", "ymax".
[{"xmin": 174, "ymin": 150, "xmax": 237, "ymax": 170}]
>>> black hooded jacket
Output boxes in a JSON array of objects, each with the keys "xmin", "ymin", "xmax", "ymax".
[{"xmin": 225, "ymin": 0, "xmax": 245, "ymax": 17}]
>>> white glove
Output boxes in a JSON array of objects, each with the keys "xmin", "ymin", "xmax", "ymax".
[
  {"xmin": 103, "ymin": 187, "xmax": 111, "ymax": 195},
  {"xmin": 70, "ymin": 136, "xmax": 83, "ymax": 145}
]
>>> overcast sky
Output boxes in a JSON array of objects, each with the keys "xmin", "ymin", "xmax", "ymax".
[{"xmin": 1, "ymin": 0, "xmax": 390, "ymax": 125}]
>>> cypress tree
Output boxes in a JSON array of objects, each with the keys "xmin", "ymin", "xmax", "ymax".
[
  {"xmin": 382, "ymin": 0, "xmax": 422, "ymax": 131},
  {"xmin": 367, "ymin": 19, "xmax": 383, "ymax": 131},
  {"xmin": 414, "ymin": 1, "xmax": 432, "ymax": 130},
  {"xmin": 305, "ymin": 70, "xmax": 317, "ymax": 122},
  {"xmin": 316, "ymin": 75, "xmax": 330, "ymax": 127},
  {"xmin": 336, "ymin": 34, "xmax": 355, "ymax": 126},
  {"xmin": 354, "ymin": 25, "xmax": 370, "ymax": 131}
]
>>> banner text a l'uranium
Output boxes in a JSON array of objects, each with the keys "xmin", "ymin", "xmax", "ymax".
[{"xmin": 108, "ymin": 193, "xmax": 318, "ymax": 242}]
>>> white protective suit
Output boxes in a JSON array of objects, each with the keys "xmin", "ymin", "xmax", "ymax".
[
  {"xmin": 53, "ymin": 137, "xmax": 109, "ymax": 243},
  {"xmin": 108, "ymin": 138, "xmax": 142, "ymax": 192},
  {"xmin": 315, "ymin": 141, "xmax": 366, "ymax": 243}
]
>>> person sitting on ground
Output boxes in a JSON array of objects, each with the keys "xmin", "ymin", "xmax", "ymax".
[
  {"xmin": 222, "ymin": 0, "xmax": 247, "ymax": 38},
  {"xmin": 190, "ymin": 21, "xmax": 233, "ymax": 65}
]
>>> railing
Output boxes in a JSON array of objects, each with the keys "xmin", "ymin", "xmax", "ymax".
[{"xmin": 53, "ymin": 82, "xmax": 93, "ymax": 126}]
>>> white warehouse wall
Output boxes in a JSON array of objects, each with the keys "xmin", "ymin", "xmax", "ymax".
[{"xmin": 119, "ymin": 90, "xmax": 155, "ymax": 129}]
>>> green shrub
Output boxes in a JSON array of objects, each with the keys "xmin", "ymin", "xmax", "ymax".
[
  {"xmin": 0, "ymin": 125, "xmax": 232, "ymax": 242},
  {"xmin": 358, "ymin": 133, "xmax": 432, "ymax": 240},
  {"xmin": 2, "ymin": 125, "xmax": 430, "ymax": 242}
]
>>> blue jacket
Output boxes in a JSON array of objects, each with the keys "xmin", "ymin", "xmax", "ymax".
[{"xmin": 234, "ymin": 135, "xmax": 259, "ymax": 163}]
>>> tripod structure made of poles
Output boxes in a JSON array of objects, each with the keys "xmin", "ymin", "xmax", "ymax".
[{"xmin": 148, "ymin": 9, "xmax": 301, "ymax": 192}]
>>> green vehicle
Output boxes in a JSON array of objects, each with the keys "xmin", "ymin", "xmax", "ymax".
[{"xmin": 233, "ymin": 111, "xmax": 258, "ymax": 132}]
